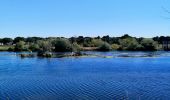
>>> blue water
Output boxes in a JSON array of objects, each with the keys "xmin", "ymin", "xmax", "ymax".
[{"xmin": 0, "ymin": 52, "xmax": 170, "ymax": 100}]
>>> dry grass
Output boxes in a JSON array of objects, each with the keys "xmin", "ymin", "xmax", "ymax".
[{"xmin": 0, "ymin": 45, "xmax": 14, "ymax": 51}]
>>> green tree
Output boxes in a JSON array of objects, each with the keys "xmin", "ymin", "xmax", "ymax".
[
  {"xmin": 53, "ymin": 38, "xmax": 73, "ymax": 52},
  {"xmin": 97, "ymin": 42, "xmax": 112, "ymax": 51},
  {"xmin": 111, "ymin": 44, "xmax": 120, "ymax": 50},
  {"xmin": 141, "ymin": 39, "xmax": 158, "ymax": 51},
  {"xmin": 37, "ymin": 40, "xmax": 52, "ymax": 52},
  {"xmin": 91, "ymin": 39, "xmax": 104, "ymax": 47},
  {"xmin": 72, "ymin": 42, "xmax": 82, "ymax": 52},
  {"xmin": 119, "ymin": 38, "xmax": 140, "ymax": 50},
  {"xmin": 14, "ymin": 41, "xmax": 28, "ymax": 51},
  {"xmin": 2, "ymin": 38, "xmax": 13, "ymax": 45},
  {"xmin": 29, "ymin": 43, "xmax": 40, "ymax": 51},
  {"xmin": 14, "ymin": 37, "xmax": 25, "ymax": 43}
]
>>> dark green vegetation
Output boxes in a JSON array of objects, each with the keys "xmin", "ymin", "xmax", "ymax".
[{"xmin": 0, "ymin": 35, "xmax": 170, "ymax": 54}]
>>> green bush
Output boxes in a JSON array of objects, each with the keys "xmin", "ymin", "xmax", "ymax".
[
  {"xmin": 53, "ymin": 38, "xmax": 73, "ymax": 52},
  {"xmin": 8, "ymin": 47, "xmax": 14, "ymax": 51},
  {"xmin": 91, "ymin": 39, "xmax": 104, "ymax": 47},
  {"xmin": 97, "ymin": 42, "xmax": 112, "ymax": 51},
  {"xmin": 140, "ymin": 39, "xmax": 158, "ymax": 51},
  {"xmin": 37, "ymin": 40, "xmax": 52, "ymax": 52},
  {"xmin": 111, "ymin": 44, "xmax": 120, "ymax": 50},
  {"xmin": 14, "ymin": 41, "xmax": 29, "ymax": 51},
  {"xmin": 29, "ymin": 44, "xmax": 40, "ymax": 51},
  {"xmin": 72, "ymin": 42, "xmax": 82, "ymax": 52},
  {"xmin": 119, "ymin": 38, "xmax": 139, "ymax": 51}
]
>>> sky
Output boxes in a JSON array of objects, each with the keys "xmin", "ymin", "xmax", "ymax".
[{"xmin": 0, "ymin": 0, "xmax": 170, "ymax": 38}]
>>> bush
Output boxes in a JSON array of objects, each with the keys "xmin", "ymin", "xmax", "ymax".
[
  {"xmin": 72, "ymin": 42, "xmax": 82, "ymax": 52},
  {"xmin": 111, "ymin": 44, "xmax": 120, "ymax": 50},
  {"xmin": 97, "ymin": 42, "xmax": 112, "ymax": 51},
  {"xmin": 29, "ymin": 44, "xmax": 40, "ymax": 51},
  {"xmin": 8, "ymin": 47, "xmax": 14, "ymax": 51},
  {"xmin": 37, "ymin": 40, "xmax": 52, "ymax": 52},
  {"xmin": 53, "ymin": 38, "xmax": 73, "ymax": 52},
  {"xmin": 91, "ymin": 39, "xmax": 104, "ymax": 47},
  {"xmin": 140, "ymin": 39, "xmax": 158, "ymax": 51},
  {"xmin": 14, "ymin": 41, "xmax": 29, "ymax": 51},
  {"xmin": 119, "ymin": 38, "xmax": 140, "ymax": 51}
]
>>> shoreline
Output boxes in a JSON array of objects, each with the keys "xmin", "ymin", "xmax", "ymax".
[{"xmin": 16, "ymin": 51, "xmax": 168, "ymax": 58}]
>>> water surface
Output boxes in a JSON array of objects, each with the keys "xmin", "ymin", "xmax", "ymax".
[{"xmin": 0, "ymin": 51, "xmax": 170, "ymax": 100}]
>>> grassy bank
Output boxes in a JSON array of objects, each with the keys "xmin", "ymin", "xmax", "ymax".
[{"xmin": 0, "ymin": 45, "xmax": 14, "ymax": 51}]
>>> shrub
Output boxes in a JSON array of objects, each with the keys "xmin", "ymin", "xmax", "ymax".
[
  {"xmin": 37, "ymin": 40, "xmax": 52, "ymax": 52},
  {"xmin": 72, "ymin": 42, "xmax": 82, "ymax": 52},
  {"xmin": 91, "ymin": 39, "xmax": 104, "ymax": 47},
  {"xmin": 119, "ymin": 38, "xmax": 139, "ymax": 51},
  {"xmin": 8, "ymin": 47, "xmax": 14, "ymax": 51},
  {"xmin": 14, "ymin": 41, "xmax": 28, "ymax": 51},
  {"xmin": 97, "ymin": 42, "xmax": 112, "ymax": 51},
  {"xmin": 53, "ymin": 38, "xmax": 73, "ymax": 52},
  {"xmin": 29, "ymin": 44, "xmax": 40, "ymax": 51},
  {"xmin": 140, "ymin": 39, "xmax": 158, "ymax": 51},
  {"xmin": 111, "ymin": 44, "xmax": 120, "ymax": 50}
]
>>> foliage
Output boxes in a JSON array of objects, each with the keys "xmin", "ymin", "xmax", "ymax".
[
  {"xmin": 0, "ymin": 34, "xmax": 169, "ymax": 52},
  {"xmin": 91, "ymin": 39, "xmax": 104, "ymax": 47},
  {"xmin": 119, "ymin": 38, "xmax": 140, "ymax": 51},
  {"xmin": 29, "ymin": 43, "xmax": 40, "ymax": 51},
  {"xmin": 13, "ymin": 37, "xmax": 25, "ymax": 43},
  {"xmin": 53, "ymin": 38, "xmax": 73, "ymax": 52},
  {"xmin": 0, "ymin": 45, "xmax": 13, "ymax": 51},
  {"xmin": 111, "ymin": 44, "xmax": 120, "ymax": 50},
  {"xmin": 72, "ymin": 42, "xmax": 82, "ymax": 52},
  {"xmin": 97, "ymin": 42, "xmax": 112, "ymax": 51},
  {"xmin": 14, "ymin": 41, "xmax": 28, "ymax": 51},
  {"xmin": 37, "ymin": 40, "xmax": 52, "ymax": 52},
  {"xmin": 140, "ymin": 39, "xmax": 158, "ymax": 51},
  {"xmin": 1, "ymin": 38, "xmax": 13, "ymax": 45}
]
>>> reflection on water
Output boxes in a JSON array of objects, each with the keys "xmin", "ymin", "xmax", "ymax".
[{"xmin": 0, "ymin": 52, "xmax": 170, "ymax": 100}]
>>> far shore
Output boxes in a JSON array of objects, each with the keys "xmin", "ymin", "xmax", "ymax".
[{"xmin": 0, "ymin": 35, "xmax": 169, "ymax": 58}]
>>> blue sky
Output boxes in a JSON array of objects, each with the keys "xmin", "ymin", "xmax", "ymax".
[{"xmin": 0, "ymin": 0, "xmax": 170, "ymax": 38}]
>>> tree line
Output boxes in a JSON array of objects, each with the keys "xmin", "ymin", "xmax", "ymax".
[{"xmin": 0, "ymin": 34, "xmax": 170, "ymax": 53}]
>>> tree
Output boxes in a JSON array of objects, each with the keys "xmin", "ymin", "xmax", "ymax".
[
  {"xmin": 14, "ymin": 41, "xmax": 28, "ymax": 51},
  {"xmin": 111, "ymin": 44, "xmax": 120, "ymax": 50},
  {"xmin": 37, "ymin": 40, "xmax": 52, "ymax": 52},
  {"xmin": 53, "ymin": 38, "xmax": 73, "ymax": 52},
  {"xmin": 2, "ymin": 38, "xmax": 13, "ymax": 45},
  {"xmin": 120, "ymin": 34, "xmax": 132, "ymax": 39},
  {"xmin": 119, "ymin": 38, "xmax": 140, "ymax": 50},
  {"xmin": 26, "ymin": 37, "xmax": 43, "ymax": 43},
  {"xmin": 29, "ymin": 43, "xmax": 40, "ymax": 51},
  {"xmin": 91, "ymin": 39, "xmax": 104, "ymax": 47},
  {"xmin": 97, "ymin": 42, "xmax": 112, "ymax": 51},
  {"xmin": 14, "ymin": 37, "xmax": 25, "ymax": 43},
  {"xmin": 76, "ymin": 36, "xmax": 84, "ymax": 45},
  {"xmin": 141, "ymin": 39, "xmax": 158, "ymax": 51},
  {"xmin": 102, "ymin": 35, "xmax": 111, "ymax": 43},
  {"xmin": 72, "ymin": 42, "xmax": 82, "ymax": 52}
]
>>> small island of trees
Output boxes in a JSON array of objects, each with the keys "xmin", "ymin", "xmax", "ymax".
[{"xmin": 0, "ymin": 34, "xmax": 169, "ymax": 57}]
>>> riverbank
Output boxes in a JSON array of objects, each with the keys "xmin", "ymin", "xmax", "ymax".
[{"xmin": 0, "ymin": 45, "xmax": 14, "ymax": 51}]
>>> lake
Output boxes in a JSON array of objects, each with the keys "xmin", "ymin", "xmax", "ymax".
[{"xmin": 0, "ymin": 51, "xmax": 170, "ymax": 100}]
